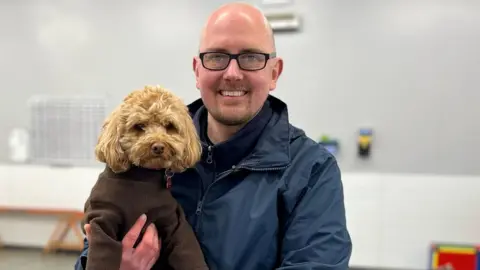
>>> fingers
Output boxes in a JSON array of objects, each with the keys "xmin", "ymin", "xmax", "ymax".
[
  {"xmin": 122, "ymin": 214, "xmax": 147, "ymax": 249},
  {"xmin": 135, "ymin": 224, "xmax": 161, "ymax": 269},
  {"xmin": 84, "ymin": 224, "xmax": 91, "ymax": 242},
  {"xmin": 145, "ymin": 238, "xmax": 161, "ymax": 269}
]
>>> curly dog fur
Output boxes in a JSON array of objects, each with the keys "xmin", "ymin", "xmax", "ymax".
[
  {"xmin": 83, "ymin": 85, "xmax": 208, "ymax": 270},
  {"xmin": 95, "ymin": 85, "xmax": 202, "ymax": 173}
]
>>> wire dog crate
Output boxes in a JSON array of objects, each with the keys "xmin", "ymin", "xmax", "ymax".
[{"xmin": 27, "ymin": 95, "xmax": 107, "ymax": 167}]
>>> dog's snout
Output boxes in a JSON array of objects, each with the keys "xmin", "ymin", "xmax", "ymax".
[{"xmin": 151, "ymin": 143, "xmax": 165, "ymax": 155}]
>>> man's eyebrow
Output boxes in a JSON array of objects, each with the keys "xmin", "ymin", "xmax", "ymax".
[
  {"xmin": 240, "ymin": 48, "xmax": 266, "ymax": 53},
  {"xmin": 201, "ymin": 48, "xmax": 267, "ymax": 53},
  {"xmin": 202, "ymin": 48, "xmax": 228, "ymax": 53}
]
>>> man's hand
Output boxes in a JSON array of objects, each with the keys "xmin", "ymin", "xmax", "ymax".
[{"xmin": 84, "ymin": 214, "xmax": 161, "ymax": 270}]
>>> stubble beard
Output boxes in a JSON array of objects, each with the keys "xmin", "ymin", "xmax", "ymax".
[
  {"xmin": 213, "ymin": 83, "xmax": 252, "ymax": 126},
  {"xmin": 211, "ymin": 107, "xmax": 253, "ymax": 126}
]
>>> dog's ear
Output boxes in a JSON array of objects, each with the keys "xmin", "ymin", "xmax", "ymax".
[
  {"xmin": 95, "ymin": 105, "xmax": 130, "ymax": 173},
  {"xmin": 171, "ymin": 109, "xmax": 202, "ymax": 172}
]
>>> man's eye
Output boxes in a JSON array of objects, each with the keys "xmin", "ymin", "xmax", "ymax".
[{"xmin": 207, "ymin": 54, "xmax": 226, "ymax": 61}]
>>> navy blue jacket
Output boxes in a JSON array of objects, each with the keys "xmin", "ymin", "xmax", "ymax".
[{"xmin": 75, "ymin": 95, "xmax": 352, "ymax": 270}]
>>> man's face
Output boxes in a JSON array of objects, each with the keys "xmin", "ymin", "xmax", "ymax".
[{"xmin": 193, "ymin": 14, "xmax": 283, "ymax": 126}]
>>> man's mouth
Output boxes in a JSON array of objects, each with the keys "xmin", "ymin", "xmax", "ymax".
[{"xmin": 219, "ymin": 90, "xmax": 247, "ymax": 97}]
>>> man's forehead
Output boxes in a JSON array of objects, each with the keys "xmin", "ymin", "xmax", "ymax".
[
  {"xmin": 201, "ymin": 37, "xmax": 271, "ymax": 54},
  {"xmin": 202, "ymin": 32, "xmax": 269, "ymax": 51},
  {"xmin": 200, "ymin": 20, "xmax": 272, "ymax": 53}
]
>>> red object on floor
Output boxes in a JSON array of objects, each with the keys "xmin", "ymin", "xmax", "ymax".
[
  {"xmin": 430, "ymin": 243, "xmax": 480, "ymax": 270},
  {"xmin": 437, "ymin": 251, "xmax": 476, "ymax": 269}
]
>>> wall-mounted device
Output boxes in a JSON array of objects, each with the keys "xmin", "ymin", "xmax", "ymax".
[
  {"xmin": 318, "ymin": 135, "xmax": 339, "ymax": 156},
  {"xmin": 264, "ymin": 12, "xmax": 301, "ymax": 33},
  {"xmin": 357, "ymin": 128, "xmax": 373, "ymax": 158}
]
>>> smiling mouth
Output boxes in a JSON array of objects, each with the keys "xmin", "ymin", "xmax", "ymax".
[{"xmin": 219, "ymin": 90, "xmax": 247, "ymax": 97}]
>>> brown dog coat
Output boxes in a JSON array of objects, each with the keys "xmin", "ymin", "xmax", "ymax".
[{"xmin": 82, "ymin": 165, "xmax": 208, "ymax": 270}]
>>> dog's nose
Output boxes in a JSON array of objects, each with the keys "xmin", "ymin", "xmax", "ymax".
[{"xmin": 151, "ymin": 143, "xmax": 164, "ymax": 155}]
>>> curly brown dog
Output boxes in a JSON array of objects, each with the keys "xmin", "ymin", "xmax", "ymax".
[{"xmin": 82, "ymin": 85, "xmax": 208, "ymax": 270}]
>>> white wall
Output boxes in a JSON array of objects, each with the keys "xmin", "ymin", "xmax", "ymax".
[
  {"xmin": 1, "ymin": 0, "xmax": 479, "ymax": 175},
  {"xmin": 1, "ymin": 164, "xmax": 479, "ymax": 269}
]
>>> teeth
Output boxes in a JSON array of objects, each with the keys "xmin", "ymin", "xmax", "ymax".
[{"xmin": 220, "ymin": 91, "xmax": 246, "ymax": 97}]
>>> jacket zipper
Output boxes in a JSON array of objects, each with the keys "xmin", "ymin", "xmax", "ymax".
[
  {"xmin": 193, "ymin": 160, "xmax": 289, "ymax": 232},
  {"xmin": 196, "ymin": 145, "xmax": 213, "ymax": 215},
  {"xmin": 194, "ymin": 145, "xmax": 213, "ymax": 232},
  {"xmin": 206, "ymin": 145, "xmax": 213, "ymax": 164}
]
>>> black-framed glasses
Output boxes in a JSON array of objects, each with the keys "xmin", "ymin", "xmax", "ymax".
[{"xmin": 199, "ymin": 52, "xmax": 276, "ymax": 71}]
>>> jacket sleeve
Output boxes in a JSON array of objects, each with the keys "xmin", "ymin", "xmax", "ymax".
[
  {"xmin": 276, "ymin": 154, "xmax": 352, "ymax": 269},
  {"xmin": 74, "ymin": 238, "xmax": 89, "ymax": 270}
]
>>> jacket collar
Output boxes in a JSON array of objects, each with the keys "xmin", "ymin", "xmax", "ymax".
[{"xmin": 188, "ymin": 95, "xmax": 293, "ymax": 170}]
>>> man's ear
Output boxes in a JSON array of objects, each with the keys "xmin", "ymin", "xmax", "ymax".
[
  {"xmin": 269, "ymin": 58, "xmax": 284, "ymax": 91},
  {"xmin": 193, "ymin": 56, "xmax": 200, "ymax": 90}
]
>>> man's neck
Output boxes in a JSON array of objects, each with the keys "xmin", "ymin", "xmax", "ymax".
[{"xmin": 206, "ymin": 114, "xmax": 246, "ymax": 144}]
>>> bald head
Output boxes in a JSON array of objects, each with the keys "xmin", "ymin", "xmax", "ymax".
[{"xmin": 199, "ymin": 2, "xmax": 276, "ymax": 52}]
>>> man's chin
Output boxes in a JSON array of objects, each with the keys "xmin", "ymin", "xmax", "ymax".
[
  {"xmin": 214, "ymin": 113, "xmax": 253, "ymax": 126},
  {"xmin": 207, "ymin": 103, "xmax": 254, "ymax": 126}
]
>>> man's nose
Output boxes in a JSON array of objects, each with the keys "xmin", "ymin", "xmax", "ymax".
[{"xmin": 223, "ymin": 59, "xmax": 243, "ymax": 81}]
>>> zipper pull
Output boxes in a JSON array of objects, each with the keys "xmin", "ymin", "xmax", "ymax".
[
  {"xmin": 206, "ymin": 146, "xmax": 213, "ymax": 164},
  {"xmin": 195, "ymin": 201, "xmax": 203, "ymax": 215}
]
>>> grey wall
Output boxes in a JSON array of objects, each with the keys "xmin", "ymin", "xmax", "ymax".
[{"xmin": 0, "ymin": 0, "xmax": 479, "ymax": 175}]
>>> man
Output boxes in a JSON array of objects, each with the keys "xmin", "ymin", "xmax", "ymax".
[{"xmin": 75, "ymin": 2, "xmax": 352, "ymax": 270}]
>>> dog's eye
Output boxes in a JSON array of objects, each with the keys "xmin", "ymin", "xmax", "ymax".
[
  {"xmin": 165, "ymin": 123, "xmax": 176, "ymax": 133},
  {"xmin": 133, "ymin": 124, "xmax": 145, "ymax": 131}
]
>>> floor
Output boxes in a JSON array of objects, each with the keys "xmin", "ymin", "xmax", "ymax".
[
  {"xmin": 0, "ymin": 248, "xmax": 395, "ymax": 270},
  {"xmin": 0, "ymin": 248, "xmax": 80, "ymax": 270}
]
